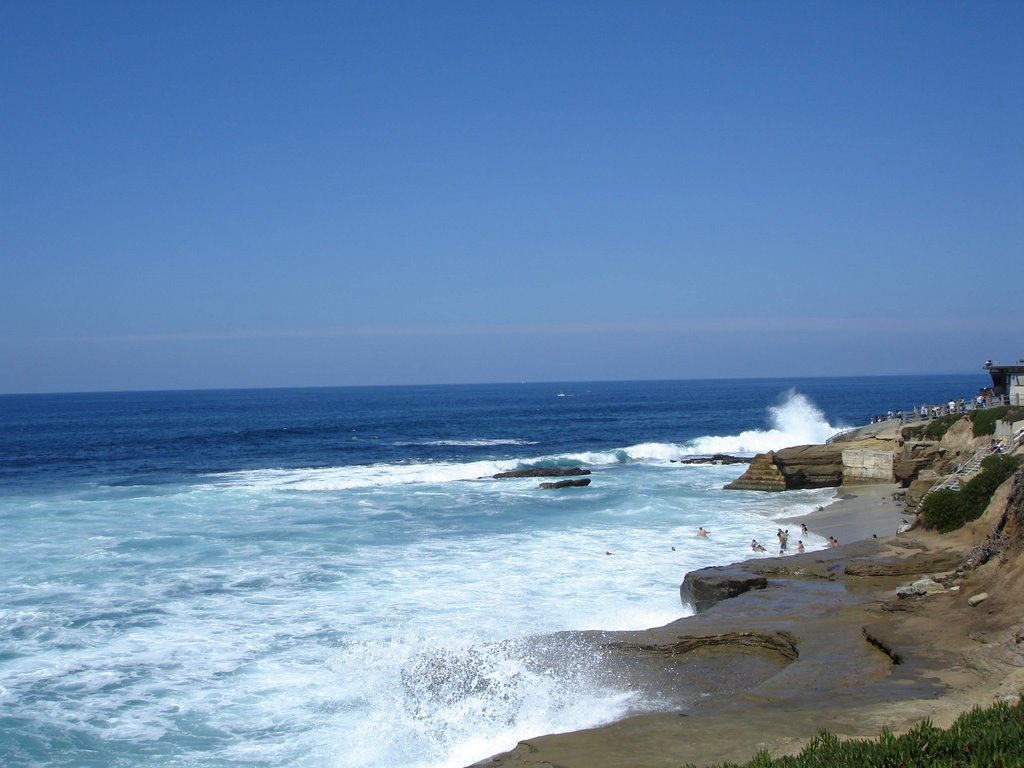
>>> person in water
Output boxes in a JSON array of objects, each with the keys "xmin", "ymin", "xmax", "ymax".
[
  {"xmin": 697, "ymin": 527, "xmax": 709, "ymax": 538},
  {"xmin": 751, "ymin": 539, "xmax": 766, "ymax": 552}
]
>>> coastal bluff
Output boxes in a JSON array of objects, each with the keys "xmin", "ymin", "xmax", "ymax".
[{"xmin": 724, "ymin": 438, "xmax": 895, "ymax": 491}]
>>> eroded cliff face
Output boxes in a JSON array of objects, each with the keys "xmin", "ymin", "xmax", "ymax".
[
  {"xmin": 724, "ymin": 412, "xmax": 1009, "ymax": 494},
  {"xmin": 723, "ymin": 451, "xmax": 786, "ymax": 491},
  {"xmin": 724, "ymin": 439, "xmax": 893, "ymax": 491},
  {"xmin": 999, "ymin": 467, "xmax": 1024, "ymax": 549}
]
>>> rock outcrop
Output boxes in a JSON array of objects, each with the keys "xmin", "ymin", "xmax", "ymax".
[
  {"xmin": 893, "ymin": 442, "xmax": 945, "ymax": 486},
  {"xmin": 679, "ymin": 566, "xmax": 768, "ymax": 613},
  {"xmin": 676, "ymin": 454, "xmax": 752, "ymax": 466},
  {"xmin": 538, "ymin": 478, "xmax": 591, "ymax": 490},
  {"xmin": 725, "ymin": 439, "xmax": 894, "ymax": 491},
  {"xmin": 494, "ymin": 467, "xmax": 591, "ymax": 479},
  {"xmin": 723, "ymin": 451, "xmax": 786, "ymax": 491}
]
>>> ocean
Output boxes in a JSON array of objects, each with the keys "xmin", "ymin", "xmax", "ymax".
[{"xmin": 0, "ymin": 374, "xmax": 985, "ymax": 768}]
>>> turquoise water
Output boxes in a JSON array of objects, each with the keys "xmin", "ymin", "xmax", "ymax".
[{"xmin": 0, "ymin": 376, "xmax": 985, "ymax": 767}]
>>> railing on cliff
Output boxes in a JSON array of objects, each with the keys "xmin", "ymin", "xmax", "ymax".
[
  {"xmin": 825, "ymin": 427, "xmax": 860, "ymax": 444},
  {"xmin": 858, "ymin": 395, "xmax": 1010, "ymax": 430}
]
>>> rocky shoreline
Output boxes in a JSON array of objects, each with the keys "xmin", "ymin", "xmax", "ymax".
[{"xmin": 475, "ymin": 418, "xmax": 1024, "ymax": 768}]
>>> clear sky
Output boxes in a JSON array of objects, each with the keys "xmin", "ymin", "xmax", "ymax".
[{"xmin": 2, "ymin": 1, "xmax": 1021, "ymax": 393}]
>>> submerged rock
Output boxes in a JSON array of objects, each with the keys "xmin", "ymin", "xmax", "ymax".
[{"xmin": 538, "ymin": 478, "xmax": 591, "ymax": 490}]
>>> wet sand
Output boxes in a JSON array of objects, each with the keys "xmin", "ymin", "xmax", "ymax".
[
  {"xmin": 476, "ymin": 481, "xmax": 1024, "ymax": 768},
  {"xmin": 790, "ymin": 482, "xmax": 907, "ymax": 544}
]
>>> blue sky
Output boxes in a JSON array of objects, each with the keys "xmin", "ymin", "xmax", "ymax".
[{"xmin": 2, "ymin": 1, "xmax": 1021, "ymax": 393}]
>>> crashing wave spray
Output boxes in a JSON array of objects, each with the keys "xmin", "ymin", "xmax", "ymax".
[
  {"xmin": 536, "ymin": 391, "xmax": 843, "ymax": 465},
  {"xmin": 684, "ymin": 389, "xmax": 842, "ymax": 456}
]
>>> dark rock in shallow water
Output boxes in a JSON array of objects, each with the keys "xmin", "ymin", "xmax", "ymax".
[
  {"xmin": 494, "ymin": 467, "xmax": 591, "ymax": 479},
  {"xmin": 677, "ymin": 454, "xmax": 752, "ymax": 465},
  {"xmin": 538, "ymin": 478, "xmax": 592, "ymax": 490},
  {"xmin": 680, "ymin": 566, "xmax": 768, "ymax": 613}
]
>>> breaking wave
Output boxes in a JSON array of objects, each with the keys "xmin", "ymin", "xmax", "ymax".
[
  {"xmin": 211, "ymin": 391, "xmax": 841, "ymax": 491},
  {"xmin": 682, "ymin": 390, "xmax": 842, "ymax": 456}
]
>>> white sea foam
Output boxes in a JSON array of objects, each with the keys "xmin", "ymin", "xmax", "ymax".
[
  {"xmin": 211, "ymin": 457, "xmax": 523, "ymax": 491},
  {"xmin": 682, "ymin": 390, "xmax": 842, "ymax": 456}
]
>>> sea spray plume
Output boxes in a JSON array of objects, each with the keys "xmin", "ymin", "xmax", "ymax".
[
  {"xmin": 684, "ymin": 390, "xmax": 842, "ymax": 457},
  {"xmin": 767, "ymin": 390, "xmax": 842, "ymax": 446},
  {"xmin": 358, "ymin": 635, "xmax": 632, "ymax": 767}
]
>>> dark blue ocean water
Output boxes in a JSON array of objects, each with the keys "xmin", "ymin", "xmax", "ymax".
[
  {"xmin": 0, "ymin": 375, "xmax": 987, "ymax": 768},
  {"xmin": 0, "ymin": 375, "xmax": 984, "ymax": 492}
]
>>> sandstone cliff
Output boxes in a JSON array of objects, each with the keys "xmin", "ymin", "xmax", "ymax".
[{"xmin": 724, "ymin": 438, "xmax": 894, "ymax": 491}]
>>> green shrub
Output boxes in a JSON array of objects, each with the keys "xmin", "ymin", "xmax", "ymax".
[
  {"xmin": 960, "ymin": 455, "xmax": 1024, "ymax": 519},
  {"xmin": 921, "ymin": 455, "xmax": 1023, "ymax": 533},
  {"xmin": 924, "ymin": 413, "xmax": 962, "ymax": 440},
  {"xmin": 920, "ymin": 488, "xmax": 965, "ymax": 533},
  {"xmin": 686, "ymin": 695, "xmax": 1024, "ymax": 767},
  {"xmin": 971, "ymin": 406, "xmax": 1024, "ymax": 437}
]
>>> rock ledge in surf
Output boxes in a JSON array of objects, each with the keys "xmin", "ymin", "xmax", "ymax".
[
  {"xmin": 493, "ymin": 467, "xmax": 591, "ymax": 479},
  {"xmin": 675, "ymin": 454, "xmax": 752, "ymax": 466},
  {"xmin": 680, "ymin": 566, "xmax": 768, "ymax": 613},
  {"xmin": 539, "ymin": 478, "xmax": 592, "ymax": 490}
]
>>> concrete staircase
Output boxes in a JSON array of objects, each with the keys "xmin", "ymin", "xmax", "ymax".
[{"xmin": 921, "ymin": 446, "xmax": 993, "ymax": 501}]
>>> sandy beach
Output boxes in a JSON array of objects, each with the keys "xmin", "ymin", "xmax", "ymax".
[
  {"xmin": 478, "ymin": 471, "xmax": 1024, "ymax": 768},
  {"xmin": 790, "ymin": 483, "xmax": 906, "ymax": 544}
]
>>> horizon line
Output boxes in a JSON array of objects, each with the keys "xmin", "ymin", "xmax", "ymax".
[{"xmin": 0, "ymin": 370, "xmax": 991, "ymax": 398}]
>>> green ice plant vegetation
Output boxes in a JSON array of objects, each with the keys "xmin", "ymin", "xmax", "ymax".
[
  {"xmin": 971, "ymin": 406, "xmax": 1024, "ymax": 438},
  {"xmin": 921, "ymin": 456, "xmax": 1023, "ymax": 533},
  {"xmin": 923, "ymin": 414, "xmax": 962, "ymax": 441},
  {"xmin": 687, "ymin": 695, "xmax": 1024, "ymax": 767}
]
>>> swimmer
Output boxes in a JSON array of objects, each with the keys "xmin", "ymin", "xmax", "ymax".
[{"xmin": 697, "ymin": 527, "xmax": 709, "ymax": 538}]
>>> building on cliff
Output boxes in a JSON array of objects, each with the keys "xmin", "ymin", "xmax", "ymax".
[{"xmin": 985, "ymin": 360, "xmax": 1024, "ymax": 406}]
